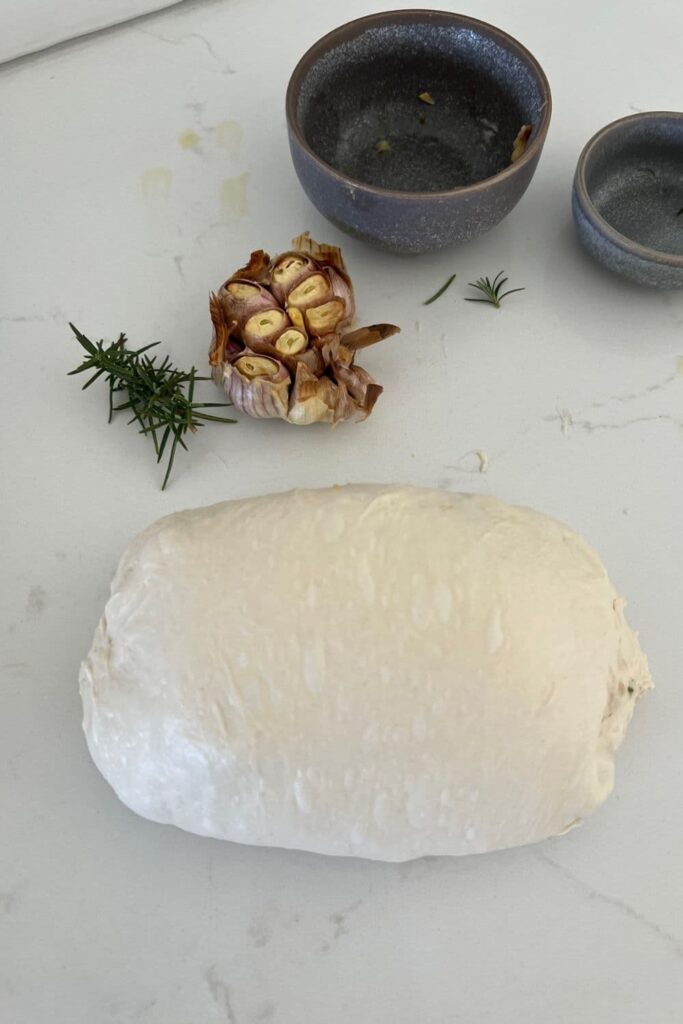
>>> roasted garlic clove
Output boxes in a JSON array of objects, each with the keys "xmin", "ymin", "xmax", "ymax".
[
  {"xmin": 287, "ymin": 273, "xmax": 332, "ymax": 310},
  {"xmin": 234, "ymin": 354, "xmax": 281, "ymax": 379},
  {"xmin": 242, "ymin": 308, "xmax": 290, "ymax": 349},
  {"xmin": 270, "ymin": 252, "xmax": 318, "ymax": 304},
  {"xmin": 219, "ymin": 279, "xmax": 279, "ymax": 327},
  {"xmin": 305, "ymin": 299, "xmax": 346, "ymax": 336},
  {"xmin": 275, "ymin": 328, "xmax": 308, "ymax": 356},
  {"xmin": 209, "ymin": 233, "xmax": 399, "ymax": 426},
  {"xmin": 287, "ymin": 306, "xmax": 307, "ymax": 336},
  {"xmin": 224, "ymin": 353, "xmax": 290, "ymax": 419}
]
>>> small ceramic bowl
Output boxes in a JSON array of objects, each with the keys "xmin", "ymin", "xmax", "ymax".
[
  {"xmin": 572, "ymin": 112, "xmax": 683, "ymax": 288},
  {"xmin": 286, "ymin": 10, "xmax": 551, "ymax": 254}
]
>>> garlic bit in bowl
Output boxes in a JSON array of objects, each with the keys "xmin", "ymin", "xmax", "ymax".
[{"xmin": 209, "ymin": 233, "xmax": 399, "ymax": 424}]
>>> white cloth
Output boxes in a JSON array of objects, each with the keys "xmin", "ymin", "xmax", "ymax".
[{"xmin": 1, "ymin": 0, "xmax": 179, "ymax": 64}]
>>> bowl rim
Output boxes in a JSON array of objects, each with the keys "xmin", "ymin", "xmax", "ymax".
[
  {"xmin": 285, "ymin": 8, "xmax": 552, "ymax": 200},
  {"xmin": 573, "ymin": 111, "xmax": 683, "ymax": 268}
]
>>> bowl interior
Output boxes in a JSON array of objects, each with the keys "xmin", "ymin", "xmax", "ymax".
[
  {"xmin": 583, "ymin": 119, "xmax": 683, "ymax": 256},
  {"xmin": 294, "ymin": 17, "xmax": 548, "ymax": 194}
]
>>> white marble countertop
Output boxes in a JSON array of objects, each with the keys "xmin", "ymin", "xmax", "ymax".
[{"xmin": 2, "ymin": 1, "xmax": 683, "ymax": 1021}]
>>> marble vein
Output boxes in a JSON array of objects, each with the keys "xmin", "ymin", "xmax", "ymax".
[
  {"xmin": 329, "ymin": 898, "xmax": 363, "ymax": 941},
  {"xmin": 546, "ymin": 411, "xmax": 678, "ymax": 434},
  {"xmin": 536, "ymin": 851, "xmax": 683, "ymax": 961},
  {"xmin": 573, "ymin": 413, "xmax": 676, "ymax": 433},
  {"xmin": 0, "ymin": 311, "xmax": 64, "ymax": 324},
  {"xmin": 0, "ymin": 888, "xmax": 19, "ymax": 915},
  {"xmin": 173, "ymin": 255, "xmax": 186, "ymax": 281},
  {"xmin": 205, "ymin": 964, "xmax": 237, "ymax": 1023},
  {"xmin": 138, "ymin": 26, "xmax": 235, "ymax": 73},
  {"xmin": 589, "ymin": 371, "xmax": 679, "ymax": 408}
]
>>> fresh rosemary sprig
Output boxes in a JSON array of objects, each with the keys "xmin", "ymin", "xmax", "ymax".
[
  {"xmin": 423, "ymin": 273, "xmax": 456, "ymax": 306},
  {"xmin": 465, "ymin": 271, "xmax": 524, "ymax": 309},
  {"xmin": 68, "ymin": 323, "xmax": 235, "ymax": 490}
]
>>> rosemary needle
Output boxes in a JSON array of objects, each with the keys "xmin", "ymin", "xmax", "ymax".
[
  {"xmin": 68, "ymin": 323, "xmax": 235, "ymax": 490},
  {"xmin": 465, "ymin": 271, "xmax": 524, "ymax": 309},
  {"xmin": 423, "ymin": 273, "xmax": 456, "ymax": 305}
]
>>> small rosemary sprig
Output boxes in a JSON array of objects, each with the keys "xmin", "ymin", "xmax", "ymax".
[
  {"xmin": 68, "ymin": 323, "xmax": 235, "ymax": 490},
  {"xmin": 465, "ymin": 271, "xmax": 524, "ymax": 309},
  {"xmin": 423, "ymin": 273, "xmax": 456, "ymax": 305}
]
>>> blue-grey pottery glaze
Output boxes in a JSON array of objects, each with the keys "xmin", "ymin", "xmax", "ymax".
[
  {"xmin": 286, "ymin": 10, "xmax": 552, "ymax": 254},
  {"xmin": 573, "ymin": 112, "xmax": 683, "ymax": 288}
]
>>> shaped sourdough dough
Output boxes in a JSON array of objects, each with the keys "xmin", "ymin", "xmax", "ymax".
[{"xmin": 80, "ymin": 485, "xmax": 651, "ymax": 861}]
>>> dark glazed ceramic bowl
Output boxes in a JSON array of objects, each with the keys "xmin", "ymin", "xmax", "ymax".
[
  {"xmin": 572, "ymin": 112, "xmax": 683, "ymax": 288},
  {"xmin": 286, "ymin": 10, "xmax": 551, "ymax": 254}
]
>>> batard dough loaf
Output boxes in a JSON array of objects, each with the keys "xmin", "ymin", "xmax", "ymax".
[{"xmin": 80, "ymin": 485, "xmax": 651, "ymax": 860}]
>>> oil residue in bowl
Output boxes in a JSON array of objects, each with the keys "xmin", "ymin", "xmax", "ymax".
[
  {"xmin": 301, "ymin": 53, "xmax": 526, "ymax": 193},
  {"xmin": 339, "ymin": 123, "xmax": 505, "ymax": 193}
]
